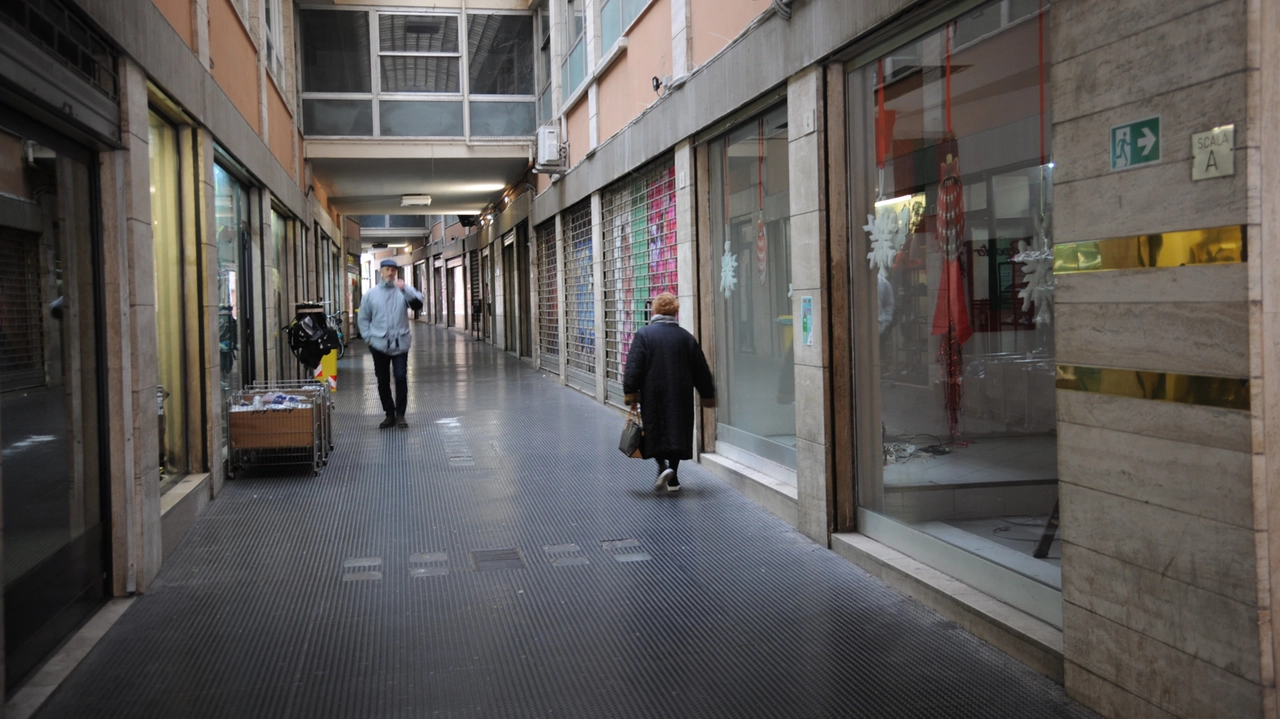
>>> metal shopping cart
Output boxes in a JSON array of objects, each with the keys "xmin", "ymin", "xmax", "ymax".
[{"xmin": 227, "ymin": 384, "xmax": 327, "ymax": 478}]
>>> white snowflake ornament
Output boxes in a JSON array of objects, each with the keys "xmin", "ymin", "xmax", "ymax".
[
  {"xmin": 865, "ymin": 205, "xmax": 908, "ymax": 277},
  {"xmin": 1013, "ymin": 228, "xmax": 1055, "ymax": 328},
  {"xmin": 719, "ymin": 239, "xmax": 739, "ymax": 298}
]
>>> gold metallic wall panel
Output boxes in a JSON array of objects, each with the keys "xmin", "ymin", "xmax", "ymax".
[
  {"xmin": 1054, "ymin": 226, "xmax": 1245, "ymax": 274},
  {"xmin": 1056, "ymin": 365, "xmax": 1249, "ymax": 411}
]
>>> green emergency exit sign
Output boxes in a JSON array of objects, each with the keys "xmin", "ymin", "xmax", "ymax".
[{"xmin": 1111, "ymin": 116, "xmax": 1161, "ymax": 171}]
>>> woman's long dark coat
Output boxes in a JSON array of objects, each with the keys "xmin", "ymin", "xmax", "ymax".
[{"xmin": 622, "ymin": 318, "xmax": 716, "ymax": 459}]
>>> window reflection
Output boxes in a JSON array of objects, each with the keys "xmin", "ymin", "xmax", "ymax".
[
  {"xmin": 853, "ymin": 0, "xmax": 1060, "ymax": 618},
  {"xmin": 709, "ymin": 105, "xmax": 795, "ymax": 470}
]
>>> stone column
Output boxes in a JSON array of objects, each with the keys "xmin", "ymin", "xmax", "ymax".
[
  {"xmin": 674, "ymin": 140, "xmax": 696, "ymax": 336},
  {"xmin": 787, "ymin": 67, "xmax": 831, "ymax": 545}
]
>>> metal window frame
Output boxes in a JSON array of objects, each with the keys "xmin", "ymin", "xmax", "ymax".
[{"xmin": 300, "ymin": 6, "xmax": 536, "ymax": 140}]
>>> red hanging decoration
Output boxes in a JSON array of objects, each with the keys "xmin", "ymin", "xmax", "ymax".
[
  {"xmin": 756, "ymin": 118, "xmax": 768, "ymax": 285},
  {"xmin": 930, "ymin": 23, "xmax": 971, "ymax": 443}
]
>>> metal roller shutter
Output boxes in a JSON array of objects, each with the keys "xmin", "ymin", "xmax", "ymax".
[
  {"xmin": 535, "ymin": 220, "xmax": 559, "ymax": 373},
  {"xmin": 561, "ymin": 201, "xmax": 594, "ymax": 390},
  {"xmin": 0, "ymin": 229, "xmax": 46, "ymax": 391},
  {"xmin": 601, "ymin": 157, "xmax": 677, "ymax": 404}
]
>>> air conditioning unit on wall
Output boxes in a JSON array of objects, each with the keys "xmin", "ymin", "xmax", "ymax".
[{"xmin": 534, "ymin": 125, "xmax": 567, "ymax": 173}]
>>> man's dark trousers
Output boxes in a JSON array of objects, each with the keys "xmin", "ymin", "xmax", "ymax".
[{"xmin": 370, "ymin": 348, "xmax": 408, "ymax": 417}]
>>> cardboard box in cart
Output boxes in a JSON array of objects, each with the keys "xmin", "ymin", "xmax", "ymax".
[{"xmin": 229, "ymin": 403, "xmax": 316, "ymax": 450}]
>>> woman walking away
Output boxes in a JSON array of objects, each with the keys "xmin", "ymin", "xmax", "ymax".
[{"xmin": 623, "ymin": 293, "xmax": 716, "ymax": 493}]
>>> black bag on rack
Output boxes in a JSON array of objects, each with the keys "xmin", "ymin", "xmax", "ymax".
[{"xmin": 286, "ymin": 313, "xmax": 342, "ymax": 369}]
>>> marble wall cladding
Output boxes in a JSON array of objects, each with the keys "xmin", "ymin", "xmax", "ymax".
[
  {"xmin": 1055, "ymin": 301, "xmax": 1249, "ymax": 377},
  {"xmin": 795, "ymin": 437, "xmax": 828, "ymax": 543},
  {"xmin": 1063, "ymin": 604, "xmax": 1263, "ymax": 719},
  {"xmin": 1058, "ymin": 421, "xmax": 1253, "ymax": 528},
  {"xmin": 1056, "ymin": 264, "xmax": 1248, "ymax": 306},
  {"xmin": 1051, "ymin": 0, "xmax": 1246, "ymax": 125},
  {"xmin": 1052, "ymin": 71, "xmax": 1247, "ymax": 186},
  {"xmin": 1056, "ymin": 389, "xmax": 1251, "ymax": 453},
  {"xmin": 1052, "ymin": 0, "xmax": 1231, "ymax": 64},
  {"xmin": 1059, "ymin": 483, "xmax": 1258, "ymax": 606},
  {"xmin": 1064, "ymin": 662, "xmax": 1181, "ymax": 719},
  {"xmin": 1063, "ymin": 544, "xmax": 1262, "ymax": 684},
  {"xmin": 1054, "ymin": 161, "xmax": 1249, "ymax": 244}
]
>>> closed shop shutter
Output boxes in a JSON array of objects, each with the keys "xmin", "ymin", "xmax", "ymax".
[
  {"xmin": 0, "ymin": 229, "xmax": 46, "ymax": 391},
  {"xmin": 535, "ymin": 220, "xmax": 559, "ymax": 372},
  {"xmin": 561, "ymin": 200, "xmax": 594, "ymax": 391},
  {"xmin": 601, "ymin": 156, "xmax": 677, "ymax": 404}
]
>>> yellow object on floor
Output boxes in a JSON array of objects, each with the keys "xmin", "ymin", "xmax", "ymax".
[{"xmin": 314, "ymin": 349, "xmax": 338, "ymax": 392}]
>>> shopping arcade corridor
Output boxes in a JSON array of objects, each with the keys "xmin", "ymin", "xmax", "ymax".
[{"xmin": 32, "ymin": 324, "xmax": 1096, "ymax": 718}]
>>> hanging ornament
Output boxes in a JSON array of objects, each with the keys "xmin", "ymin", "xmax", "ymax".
[
  {"xmin": 756, "ymin": 119, "xmax": 768, "ymax": 285},
  {"xmin": 1014, "ymin": 175, "xmax": 1054, "ymax": 327},
  {"xmin": 1014, "ymin": 0, "xmax": 1054, "ymax": 330},
  {"xmin": 930, "ymin": 22, "xmax": 970, "ymax": 444},
  {"xmin": 865, "ymin": 204, "xmax": 910, "ymax": 277},
  {"xmin": 719, "ymin": 239, "xmax": 738, "ymax": 298},
  {"xmin": 756, "ymin": 216, "xmax": 768, "ymax": 285}
]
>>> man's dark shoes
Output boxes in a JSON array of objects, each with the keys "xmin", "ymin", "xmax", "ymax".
[
  {"xmin": 379, "ymin": 415, "xmax": 396, "ymax": 429},
  {"xmin": 396, "ymin": 415, "xmax": 408, "ymax": 429}
]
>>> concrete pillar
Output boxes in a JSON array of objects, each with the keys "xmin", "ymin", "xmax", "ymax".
[
  {"xmin": 670, "ymin": 0, "xmax": 690, "ymax": 81},
  {"xmin": 787, "ymin": 67, "xmax": 831, "ymax": 545},
  {"xmin": 674, "ymin": 140, "xmax": 696, "ymax": 336}
]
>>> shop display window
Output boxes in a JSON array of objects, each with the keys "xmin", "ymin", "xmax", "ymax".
[
  {"xmin": 708, "ymin": 104, "xmax": 795, "ymax": 471},
  {"xmin": 849, "ymin": 0, "xmax": 1060, "ymax": 623}
]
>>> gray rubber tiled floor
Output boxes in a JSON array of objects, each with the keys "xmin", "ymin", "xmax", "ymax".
[{"xmin": 34, "ymin": 325, "xmax": 1098, "ymax": 718}]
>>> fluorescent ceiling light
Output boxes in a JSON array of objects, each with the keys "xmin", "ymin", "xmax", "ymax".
[
  {"xmin": 457, "ymin": 182, "xmax": 505, "ymax": 192},
  {"xmin": 401, "ymin": 194, "xmax": 432, "ymax": 207}
]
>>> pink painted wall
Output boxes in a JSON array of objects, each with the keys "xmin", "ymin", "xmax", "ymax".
[
  {"xmin": 691, "ymin": 0, "xmax": 766, "ymax": 68},
  {"xmin": 597, "ymin": 0, "xmax": 671, "ymax": 144}
]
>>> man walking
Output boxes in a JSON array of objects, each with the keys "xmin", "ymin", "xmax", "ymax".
[{"xmin": 358, "ymin": 259, "xmax": 424, "ymax": 428}]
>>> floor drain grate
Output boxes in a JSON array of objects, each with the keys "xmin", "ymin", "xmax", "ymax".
[
  {"xmin": 601, "ymin": 539, "xmax": 651, "ymax": 563},
  {"xmin": 544, "ymin": 543, "xmax": 589, "ymax": 567},
  {"xmin": 471, "ymin": 548, "xmax": 525, "ymax": 571},
  {"xmin": 342, "ymin": 557, "xmax": 383, "ymax": 581},
  {"xmin": 436, "ymin": 418, "xmax": 475, "ymax": 466},
  {"xmin": 409, "ymin": 552, "xmax": 449, "ymax": 577}
]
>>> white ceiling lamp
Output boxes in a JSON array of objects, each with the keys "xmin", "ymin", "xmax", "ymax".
[{"xmin": 401, "ymin": 194, "xmax": 432, "ymax": 207}]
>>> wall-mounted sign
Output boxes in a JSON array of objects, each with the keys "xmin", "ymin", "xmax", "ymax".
[
  {"xmin": 800, "ymin": 296, "xmax": 813, "ymax": 346},
  {"xmin": 1192, "ymin": 124, "xmax": 1235, "ymax": 180},
  {"xmin": 1110, "ymin": 116, "xmax": 1161, "ymax": 171}
]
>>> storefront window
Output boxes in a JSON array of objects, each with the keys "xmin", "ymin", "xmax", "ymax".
[
  {"xmin": 850, "ymin": 0, "xmax": 1059, "ymax": 623},
  {"xmin": 0, "ymin": 126, "xmax": 107, "ymax": 688},
  {"xmin": 149, "ymin": 112, "xmax": 187, "ymax": 483},
  {"xmin": 271, "ymin": 209, "xmax": 287, "ymax": 380},
  {"xmin": 709, "ymin": 104, "xmax": 794, "ymax": 470},
  {"xmin": 214, "ymin": 164, "xmax": 250, "ymax": 403}
]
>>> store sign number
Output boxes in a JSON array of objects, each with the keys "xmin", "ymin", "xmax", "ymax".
[{"xmin": 1110, "ymin": 116, "xmax": 1161, "ymax": 171}]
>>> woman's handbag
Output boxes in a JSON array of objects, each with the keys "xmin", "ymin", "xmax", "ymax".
[{"xmin": 618, "ymin": 408, "xmax": 643, "ymax": 458}]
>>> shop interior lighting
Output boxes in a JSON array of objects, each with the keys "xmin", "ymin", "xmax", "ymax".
[
  {"xmin": 401, "ymin": 194, "xmax": 432, "ymax": 207},
  {"xmin": 875, "ymin": 194, "xmax": 915, "ymax": 208}
]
